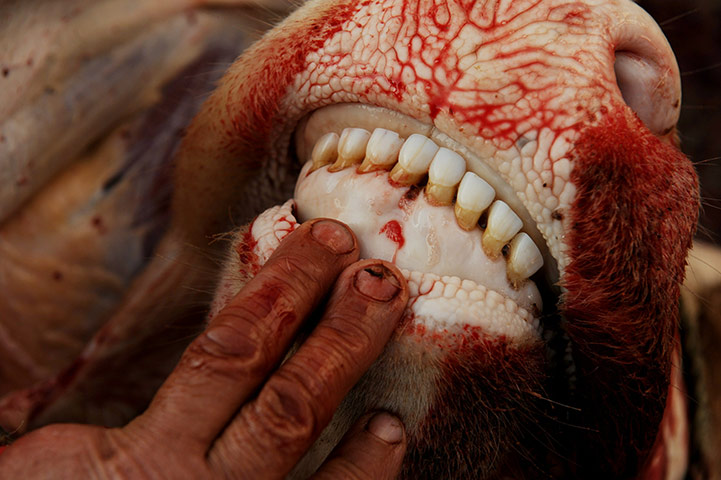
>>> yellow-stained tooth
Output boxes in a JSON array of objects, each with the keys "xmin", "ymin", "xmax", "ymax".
[
  {"xmin": 389, "ymin": 133, "xmax": 439, "ymax": 185},
  {"xmin": 358, "ymin": 128, "xmax": 404, "ymax": 173},
  {"xmin": 310, "ymin": 132, "xmax": 339, "ymax": 172},
  {"xmin": 454, "ymin": 204, "xmax": 479, "ymax": 231},
  {"xmin": 329, "ymin": 127, "xmax": 370, "ymax": 171},
  {"xmin": 482, "ymin": 200, "xmax": 522, "ymax": 258},
  {"xmin": 507, "ymin": 232, "xmax": 544, "ymax": 287},
  {"xmin": 426, "ymin": 148, "xmax": 466, "ymax": 205},
  {"xmin": 453, "ymin": 172, "xmax": 495, "ymax": 230}
]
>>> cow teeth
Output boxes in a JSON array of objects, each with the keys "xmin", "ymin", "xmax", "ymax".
[
  {"xmin": 425, "ymin": 148, "xmax": 466, "ymax": 205},
  {"xmin": 330, "ymin": 127, "xmax": 371, "ymax": 171},
  {"xmin": 358, "ymin": 128, "xmax": 404, "ymax": 173},
  {"xmin": 310, "ymin": 132, "xmax": 339, "ymax": 172},
  {"xmin": 482, "ymin": 200, "xmax": 523, "ymax": 258},
  {"xmin": 389, "ymin": 133, "xmax": 439, "ymax": 185},
  {"xmin": 454, "ymin": 172, "xmax": 496, "ymax": 231},
  {"xmin": 507, "ymin": 232, "xmax": 544, "ymax": 286}
]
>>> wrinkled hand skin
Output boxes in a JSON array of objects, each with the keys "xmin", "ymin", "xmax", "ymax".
[
  {"xmin": 0, "ymin": 220, "xmax": 410, "ymax": 479},
  {"xmin": 0, "ymin": 0, "xmax": 702, "ymax": 479}
]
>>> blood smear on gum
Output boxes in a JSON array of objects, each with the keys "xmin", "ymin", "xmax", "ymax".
[{"xmin": 380, "ymin": 220, "xmax": 405, "ymax": 250}]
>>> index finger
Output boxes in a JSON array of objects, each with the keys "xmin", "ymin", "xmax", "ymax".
[{"xmin": 132, "ymin": 218, "xmax": 359, "ymax": 447}]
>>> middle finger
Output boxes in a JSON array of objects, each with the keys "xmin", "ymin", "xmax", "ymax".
[
  {"xmin": 131, "ymin": 219, "xmax": 359, "ymax": 447},
  {"xmin": 209, "ymin": 260, "xmax": 408, "ymax": 478}
]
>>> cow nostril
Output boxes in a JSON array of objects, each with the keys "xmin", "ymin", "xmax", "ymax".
[
  {"xmin": 610, "ymin": 8, "xmax": 684, "ymax": 142},
  {"xmin": 608, "ymin": 2, "xmax": 683, "ymax": 141},
  {"xmin": 614, "ymin": 49, "xmax": 677, "ymax": 137}
]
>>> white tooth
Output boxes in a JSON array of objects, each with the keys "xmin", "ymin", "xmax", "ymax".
[
  {"xmin": 389, "ymin": 134, "xmax": 439, "ymax": 185},
  {"xmin": 331, "ymin": 127, "xmax": 370, "ymax": 171},
  {"xmin": 359, "ymin": 128, "xmax": 404, "ymax": 172},
  {"xmin": 507, "ymin": 232, "xmax": 544, "ymax": 285},
  {"xmin": 482, "ymin": 200, "xmax": 523, "ymax": 257},
  {"xmin": 428, "ymin": 148, "xmax": 466, "ymax": 186},
  {"xmin": 426, "ymin": 148, "xmax": 466, "ymax": 205},
  {"xmin": 453, "ymin": 172, "xmax": 495, "ymax": 230},
  {"xmin": 310, "ymin": 132, "xmax": 339, "ymax": 171},
  {"xmin": 398, "ymin": 134, "xmax": 439, "ymax": 172}
]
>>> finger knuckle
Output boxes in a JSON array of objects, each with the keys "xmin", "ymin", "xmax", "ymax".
[
  {"xmin": 323, "ymin": 318, "xmax": 376, "ymax": 362},
  {"xmin": 321, "ymin": 459, "xmax": 371, "ymax": 480},
  {"xmin": 100, "ymin": 429, "xmax": 208, "ymax": 479},
  {"xmin": 251, "ymin": 377, "xmax": 318, "ymax": 448},
  {"xmin": 282, "ymin": 352, "xmax": 343, "ymax": 404},
  {"xmin": 88, "ymin": 429, "xmax": 157, "ymax": 479},
  {"xmin": 243, "ymin": 267, "xmax": 314, "ymax": 323},
  {"xmin": 91, "ymin": 432, "xmax": 138, "ymax": 477},
  {"xmin": 268, "ymin": 253, "xmax": 332, "ymax": 297},
  {"xmin": 181, "ymin": 321, "xmax": 268, "ymax": 379}
]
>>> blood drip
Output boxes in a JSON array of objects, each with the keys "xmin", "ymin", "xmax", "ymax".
[
  {"xmin": 379, "ymin": 219, "xmax": 405, "ymax": 263},
  {"xmin": 380, "ymin": 220, "xmax": 405, "ymax": 249}
]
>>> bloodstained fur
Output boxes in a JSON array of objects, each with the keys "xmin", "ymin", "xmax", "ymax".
[
  {"xmin": 236, "ymin": 223, "xmax": 260, "ymax": 276},
  {"xmin": 173, "ymin": 0, "xmax": 364, "ymax": 240},
  {"xmin": 562, "ymin": 103, "xmax": 699, "ymax": 477},
  {"xmin": 223, "ymin": 1, "xmax": 362, "ymax": 168},
  {"xmin": 399, "ymin": 324, "xmax": 546, "ymax": 479}
]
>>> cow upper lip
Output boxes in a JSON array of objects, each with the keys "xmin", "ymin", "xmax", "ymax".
[{"xmin": 292, "ymin": 102, "xmax": 560, "ymax": 290}]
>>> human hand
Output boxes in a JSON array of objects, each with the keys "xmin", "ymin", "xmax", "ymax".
[{"xmin": 0, "ymin": 219, "xmax": 409, "ymax": 479}]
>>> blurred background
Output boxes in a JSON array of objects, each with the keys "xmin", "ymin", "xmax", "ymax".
[{"xmin": 639, "ymin": 0, "xmax": 721, "ymax": 245}]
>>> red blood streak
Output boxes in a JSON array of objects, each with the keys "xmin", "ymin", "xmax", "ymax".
[
  {"xmin": 224, "ymin": 2, "xmax": 362, "ymax": 166},
  {"xmin": 379, "ymin": 220, "xmax": 404, "ymax": 249},
  {"xmin": 237, "ymin": 220, "xmax": 260, "ymax": 275},
  {"xmin": 276, "ymin": 215, "xmax": 298, "ymax": 238},
  {"xmin": 367, "ymin": 1, "xmax": 597, "ymax": 149}
]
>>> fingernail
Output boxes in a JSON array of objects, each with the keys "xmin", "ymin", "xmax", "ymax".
[
  {"xmin": 311, "ymin": 219, "xmax": 355, "ymax": 254},
  {"xmin": 366, "ymin": 412, "xmax": 404, "ymax": 444},
  {"xmin": 354, "ymin": 264, "xmax": 401, "ymax": 301}
]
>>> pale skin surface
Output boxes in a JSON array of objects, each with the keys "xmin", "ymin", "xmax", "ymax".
[{"xmin": 0, "ymin": 219, "xmax": 409, "ymax": 479}]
